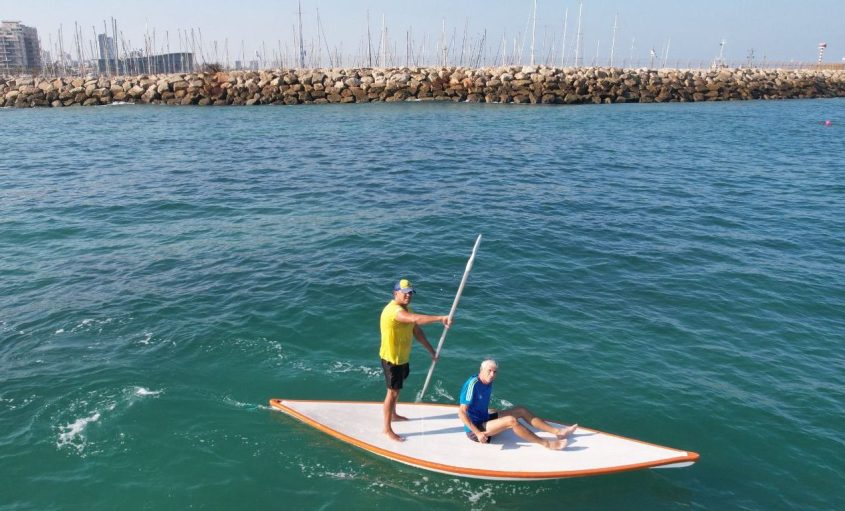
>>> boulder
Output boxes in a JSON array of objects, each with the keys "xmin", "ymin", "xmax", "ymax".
[
  {"xmin": 127, "ymin": 85, "xmax": 145, "ymax": 98},
  {"xmin": 563, "ymin": 93, "xmax": 580, "ymax": 104}
]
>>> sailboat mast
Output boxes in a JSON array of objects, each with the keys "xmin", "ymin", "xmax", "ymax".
[
  {"xmin": 609, "ymin": 13, "xmax": 618, "ymax": 67},
  {"xmin": 366, "ymin": 10, "xmax": 373, "ymax": 67},
  {"xmin": 298, "ymin": 1, "xmax": 306, "ymax": 68},
  {"xmin": 530, "ymin": 0, "xmax": 537, "ymax": 66},
  {"xmin": 560, "ymin": 8, "xmax": 568, "ymax": 67},
  {"xmin": 574, "ymin": 1, "xmax": 583, "ymax": 67},
  {"xmin": 381, "ymin": 14, "xmax": 386, "ymax": 67}
]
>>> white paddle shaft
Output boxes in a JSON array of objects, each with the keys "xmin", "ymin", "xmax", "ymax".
[{"xmin": 416, "ymin": 234, "xmax": 482, "ymax": 402}]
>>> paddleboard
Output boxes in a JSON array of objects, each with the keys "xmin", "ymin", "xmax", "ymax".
[{"xmin": 269, "ymin": 399, "xmax": 699, "ymax": 480}]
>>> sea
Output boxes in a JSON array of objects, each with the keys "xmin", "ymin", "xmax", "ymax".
[{"xmin": 1, "ymin": 98, "xmax": 843, "ymax": 511}]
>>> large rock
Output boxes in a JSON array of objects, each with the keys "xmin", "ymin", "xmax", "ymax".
[{"xmin": 127, "ymin": 85, "xmax": 145, "ymax": 98}]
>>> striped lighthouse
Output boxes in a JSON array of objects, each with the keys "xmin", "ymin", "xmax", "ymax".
[{"xmin": 818, "ymin": 42, "xmax": 827, "ymax": 67}]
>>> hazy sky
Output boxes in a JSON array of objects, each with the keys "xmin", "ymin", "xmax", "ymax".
[{"xmin": 3, "ymin": 0, "xmax": 843, "ymax": 67}]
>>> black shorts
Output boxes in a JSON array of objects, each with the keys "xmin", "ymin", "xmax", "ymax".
[
  {"xmin": 466, "ymin": 412, "xmax": 499, "ymax": 443},
  {"xmin": 381, "ymin": 359, "xmax": 410, "ymax": 390}
]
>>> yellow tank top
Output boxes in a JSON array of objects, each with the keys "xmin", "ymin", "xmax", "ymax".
[{"xmin": 379, "ymin": 300, "xmax": 414, "ymax": 364}]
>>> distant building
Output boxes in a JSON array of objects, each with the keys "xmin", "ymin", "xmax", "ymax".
[
  {"xmin": 96, "ymin": 33, "xmax": 119, "ymax": 74},
  {"xmin": 96, "ymin": 35, "xmax": 194, "ymax": 75},
  {"xmin": 0, "ymin": 20, "xmax": 42, "ymax": 74},
  {"xmin": 97, "ymin": 33, "xmax": 117, "ymax": 61}
]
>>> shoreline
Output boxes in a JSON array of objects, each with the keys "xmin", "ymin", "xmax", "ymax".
[{"xmin": 3, "ymin": 65, "xmax": 844, "ymax": 108}]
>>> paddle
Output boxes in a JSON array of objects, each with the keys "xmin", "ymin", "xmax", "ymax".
[{"xmin": 416, "ymin": 234, "xmax": 482, "ymax": 403}]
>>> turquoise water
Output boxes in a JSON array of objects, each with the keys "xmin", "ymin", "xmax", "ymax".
[{"xmin": 1, "ymin": 99, "xmax": 843, "ymax": 510}]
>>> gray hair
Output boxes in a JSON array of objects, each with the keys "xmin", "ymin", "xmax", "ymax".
[{"xmin": 480, "ymin": 358, "xmax": 498, "ymax": 371}]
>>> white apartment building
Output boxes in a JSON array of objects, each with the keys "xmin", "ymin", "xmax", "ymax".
[{"xmin": 1, "ymin": 21, "xmax": 42, "ymax": 74}]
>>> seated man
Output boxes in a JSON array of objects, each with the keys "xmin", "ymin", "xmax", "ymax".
[{"xmin": 458, "ymin": 359, "xmax": 577, "ymax": 450}]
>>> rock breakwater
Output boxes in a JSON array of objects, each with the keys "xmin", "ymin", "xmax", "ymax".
[{"xmin": 3, "ymin": 66, "xmax": 844, "ymax": 108}]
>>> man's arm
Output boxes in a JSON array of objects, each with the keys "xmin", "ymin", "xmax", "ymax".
[
  {"xmin": 395, "ymin": 310, "xmax": 450, "ymax": 361},
  {"xmin": 395, "ymin": 309, "xmax": 452, "ymax": 328},
  {"xmin": 459, "ymin": 404, "xmax": 488, "ymax": 443},
  {"xmin": 412, "ymin": 325, "xmax": 437, "ymax": 361}
]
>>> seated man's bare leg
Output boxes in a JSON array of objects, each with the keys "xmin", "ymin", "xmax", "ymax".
[
  {"xmin": 499, "ymin": 406, "xmax": 576, "ymax": 438},
  {"xmin": 483, "ymin": 416, "xmax": 567, "ymax": 450},
  {"xmin": 556, "ymin": 423, "xmax": 578, "ymax": 438}
]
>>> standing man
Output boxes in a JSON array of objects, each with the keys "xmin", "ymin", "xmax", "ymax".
[
  {"xmin": 459, "ymin": 359, "xmax": 577, "ymax": 450},
  {"xmin": 380, "ymin": 278, "xmax": 452, "ymax": 442}
]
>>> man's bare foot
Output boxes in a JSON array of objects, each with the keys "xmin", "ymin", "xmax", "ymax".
[
  {"xmin": 384, "ymin": 430, "xmax": 405, "ymax": 442},
  {"xmin": 556, "ymin": 424, "xmax": 578, "ymax": 438},
  {"xmin": 545, "ymin": 438, "xmax": 568, "ymax": 450},
  {"xmin": 391, "ymin": 414, "xmax": 409, "ymax": 422}
]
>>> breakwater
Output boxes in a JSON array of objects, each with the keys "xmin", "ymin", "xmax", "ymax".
[{"xmin": 3, "ymin": 66, "xmax": 844, "ymax": 107}]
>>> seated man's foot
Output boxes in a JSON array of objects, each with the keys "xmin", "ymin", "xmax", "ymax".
[
  {"xmin": 383, "ymin": 430, "xmax": 405, "ymax": 442},
  {"xmin": 545, "ymin": 438, "xmax": 568, "ymax": 450},
  {"xmin": 391, "ymin": 414, "xmax": 409, "ymax": 422},
  {"xmin": 557, "ymin": 424, "xmax": 578, "ymax": 438}
]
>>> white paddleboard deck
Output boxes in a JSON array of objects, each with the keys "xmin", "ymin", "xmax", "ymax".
[{"xmin": 270, "ymin": 399, "xmax": 698, "ymax": 480}]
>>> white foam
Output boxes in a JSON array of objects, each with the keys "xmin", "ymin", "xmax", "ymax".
[
  {"xmin": 134, "ymin": 387, "xmax": 162, "ymax": 397},
  {"xmin": 6, "ymin": 396, "xmax": 35, "ymax": 410},
  {"xmin": 223, "ymin": 396, "xmax": 271, "ymax": 411},
  {"xmin": 70, "ymin": 319, "xmax": 93, "ymax": 333},
  {"xmin": 330, "ymin": 361, "xmax": 380, "ymax": 378},
  {"xmin": 55, "ymin": 328, "xmax": 65, "ymax": 334},
  {"xmin": 57, "ymin": 411, "xmax": 101, "ymax": 453},
  {"xmin": 71, "ymin": 318, "xmax": 113, "ymax": 333},
  {"xmin": 139, "ymin": 332, "xmax": 153, "ymax": 345},
  {"xmin": 323, "ymin": 471, "xmax": 357, "ymax": 479},
  {"xmin": 466, "ymin": 486, "xmax": 494, "ymax": 505},
  {"xmin": 432, "ymin": 382, "xmax": 455, "ymax": 402},
  {"xmin": 292, "ymin": 361, "xmax": 313, "ymax": 372}
]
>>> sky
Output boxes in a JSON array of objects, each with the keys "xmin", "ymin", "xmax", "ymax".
[{"xmin": 2, "ymin": 0, "xmax": 843, "ymax": 68}]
